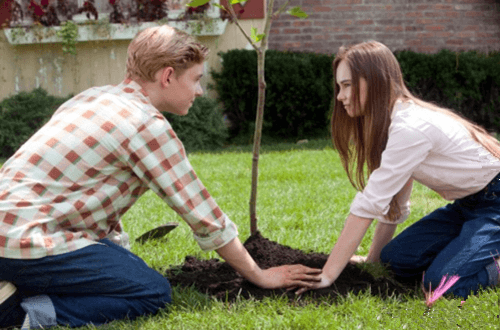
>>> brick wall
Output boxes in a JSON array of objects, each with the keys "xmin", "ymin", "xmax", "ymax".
[{"xmin": 268, "ymin": 0, "xmax": 500, "ymax": 54}]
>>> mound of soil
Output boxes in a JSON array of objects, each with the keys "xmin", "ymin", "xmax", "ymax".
[{"xmin": 165, "ymin": 232, "xmax": 413, "ymax": 302}]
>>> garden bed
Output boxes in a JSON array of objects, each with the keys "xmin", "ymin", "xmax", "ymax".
[{"xmin": 165, "ymin": 232, "xmax": 413, "ymax": 303}]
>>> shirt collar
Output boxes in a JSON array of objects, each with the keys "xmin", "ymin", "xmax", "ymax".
[
  {"xmin": 122, "ymin": 78, "xmax": 149, "ymax": 96},
  {"xmin": 391, "ymin": 99, "xmax": 414, "ymax": 120},
  {"xmin": 119, "ymin": 79, "xmax": 152, "ymax": 106}
]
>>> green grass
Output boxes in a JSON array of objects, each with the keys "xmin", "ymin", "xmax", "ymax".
[{"xmin": 7, "ymin": 139, "xmax": 500, "ymax": 329}]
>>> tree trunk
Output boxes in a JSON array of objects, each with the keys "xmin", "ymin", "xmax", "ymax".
[
  {"xmin": 249, "ymin": 0, "xmax": 275, "ymax": 235},
  {"xmin": 249, "ymin": 49, "xmax": 266, "ymax": 235}
]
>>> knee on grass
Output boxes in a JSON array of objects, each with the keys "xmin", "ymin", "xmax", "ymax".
[
  {"xmin": 380, "ymin": 241, "xmax": 429, "ymax": 273},
  {"xmin": 150, "ymin": 276, "xmax": 173, "ymax": 308}
]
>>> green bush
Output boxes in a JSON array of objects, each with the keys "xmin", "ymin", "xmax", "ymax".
[
  {"xmin": 164, "ymin": 96, "xmax": 228, "ymax": 152},
  {"xmin": 0, "ymin": 88, "xmax": 70, "ymax": 159},
  {"xmin": 0, "ymin": 90, "xmax": 227, "ymax": 159},
  {"xmin": 212, "ymin": 49, "xmax": 500, "ymax": 141},
  {"xmin": 396, "ymin": 50, "xmax": 500, "ymax": 131},
  {"xmin": 210, "ymin": 50, "xmax": 334, "ymax": 141}
]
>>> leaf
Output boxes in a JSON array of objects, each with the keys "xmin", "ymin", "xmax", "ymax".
[
  {"xmin": 229, "ymin": 0, "xmax": 245, "ymax": 4},
  {"xmin": 250, "ymin": 27, "xmax": 265, "ymax": 43},
  {"xmin": 213, "ymin": 3, "xmax": 227, "ymax": 11},
  {"xmin": 287, "ymin": 6, "xmax": 308, "ymax": 18},
  {"xmin": 186, "ymin": 0, "xmax": 210, "ymax": 7}
]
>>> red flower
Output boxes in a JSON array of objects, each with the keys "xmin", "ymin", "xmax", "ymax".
[
  {"xmin": 40, "ymin": 0, "xmax": 49, "ymax": 7},
  {"xmin": 29, "ymin": 0, "xmax": 45, "ymax": 16},
  {"xmin": 109, "ymin": 0, "xmax": 117, "ymax": 5}
]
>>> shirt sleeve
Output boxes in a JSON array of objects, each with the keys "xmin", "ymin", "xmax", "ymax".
[
  {"xmin": 123, "ymin": 114, "xmax": 238, "ymax": 251},
  {"xmin": 105, "ymin": 229, "xmax": 131, "ymax": 250},
  {"xmin": 350, "ymin": 122, "xmax": 432, "ymax": 224},
  {"xmin": 377, "ymin": 178, "xmax": 413, "ymax": 224}
]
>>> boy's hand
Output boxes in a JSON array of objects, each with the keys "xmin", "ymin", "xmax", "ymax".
[
  {"xmin": 257, "ymin": 265, "xmax": 322, "ymax": 289},
  {"xmin": 216, "ymin": 238, "xmax": 322, "ymax": 290}
]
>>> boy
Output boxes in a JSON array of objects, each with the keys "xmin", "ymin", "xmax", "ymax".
[{"xmin": 0, "ymin": 25, "xmax": 320, "ymax": 329}]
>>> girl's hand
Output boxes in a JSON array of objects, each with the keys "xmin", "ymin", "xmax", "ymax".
[
  {"xmin": 294, "ymin": 272, "xmax": 333, "ymax": 295},
  {"xmin": 349, "ymin": 254, "xmax": 367, "ymax": 264},
  {"xmin": 294, "ymin": 214, "xmax": 374, "ymax": 295}
]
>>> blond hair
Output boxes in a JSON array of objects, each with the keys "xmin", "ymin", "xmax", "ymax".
[
  {"xmin": 331, "ymin": 41, "xmax": 500, "ymax": 221},
  {"xmin": 126, "ymin": 25, "xmax": 209, "ymax": 82}
]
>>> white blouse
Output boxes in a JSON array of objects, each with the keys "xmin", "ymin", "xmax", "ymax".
[{"xmin": 350, "ymin": 101, "xmax": 500, "ymax": 224}]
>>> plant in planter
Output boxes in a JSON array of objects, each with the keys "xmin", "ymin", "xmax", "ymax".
[
  {"xmin": 6, "ymin": 0, "xmax": 218, "ymax": 54},
  {"xmin": 177, "ymin": 2, "xmax": 212, "ymax": 34},
  {"xmin": 76, "ymin": 0, "xmax": 99, "ymax": 20},
  {"xmin": 134, "ymin": 0, "xmax": 168, "ymax": 22},
  {"xmin": 56, "ymin": 19, "xmax": 78, "ymax": 54},
  {"xmin": 7, "ymin": 0, "xmax": 212, "ymax": 30},
  {"xmin": 108, "ymin": 0, "xmax": 126, "ymax": 23},
  {"xmin": 56, "ymin": 0, "xmax": 76, "ymax": 21},
  {"xmin": 28, "ymin": 0, "xmax": 60, "ymax": 26},
  {"xmin": 9, "ymin": 0, "xmax": 24, "ymax": 26}
]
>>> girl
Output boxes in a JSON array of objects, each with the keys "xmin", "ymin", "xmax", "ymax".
[{"xmin": 298, "ymin": 41, "xmax": 500, "ymax": 298}]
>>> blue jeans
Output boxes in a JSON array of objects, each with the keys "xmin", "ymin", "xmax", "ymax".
[
  {"xmin": 0, "ymin": 239, "xmax": 171, "ymax": 328},
  {"xmin": 381, "ymin": 172, "xmax": 500, "ymax": 298}
]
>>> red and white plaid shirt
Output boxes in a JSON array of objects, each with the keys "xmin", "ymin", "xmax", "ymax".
[{"xmin": 0, "ymin": 79, "xmax": 238, "ymax": 259}]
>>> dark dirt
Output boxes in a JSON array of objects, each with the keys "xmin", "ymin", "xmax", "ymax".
[{"xmin": 165, "ymin": 232, "xmax": 415, "ymax": 303}]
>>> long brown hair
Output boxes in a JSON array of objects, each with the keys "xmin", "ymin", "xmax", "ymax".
[{"xmin": 331, "ymin": 41, "xmax": 500, "ymax": 221}]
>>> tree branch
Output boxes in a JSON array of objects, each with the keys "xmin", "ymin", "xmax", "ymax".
[
  {"xmin": 272, "ymin": 0, "xmax": 289, "ymax": 18},
  {"xmin": 260, "ymin": 0, "xmax": 276, "ymax": 48},
  {"xmin": 226, "ymin": 3, "xmax": 259, "ymax": 51}
]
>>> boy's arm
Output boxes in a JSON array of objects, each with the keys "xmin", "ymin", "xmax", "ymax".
[{"xmin": 124, "ymin": 116, "xmax": 239, "ymax": 251}]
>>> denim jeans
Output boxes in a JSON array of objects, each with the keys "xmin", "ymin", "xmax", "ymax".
[
  {"xmin": 381, "ymin": 172, "xmax": 500, "ymax": 298},
  {"xmin": 0, "ymin": 239, "xmax": 171, "ymax": 328}
]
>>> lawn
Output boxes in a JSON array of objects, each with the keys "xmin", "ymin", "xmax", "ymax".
[{"xmin": 9, "ymin": 139, "xmax": 500, "ymax": 329}]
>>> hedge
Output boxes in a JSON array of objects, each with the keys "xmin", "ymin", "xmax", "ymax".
[
  {"xmin": 164, "ymin": 96, "xmax": 228, "ymax": 151},
  {"xmin": 1, "ymin": 49, "xmax": 498, "ymax": 158},
  {"xmin": 210, "ymin": 49, "xmax": 335, "ymax": 141},
  {"xmin": 0, "ymin": 88, "xmax": 69, "ymax": 159},
  {"xmin": 395, "ymin": 50, "xmax": 500, "ymax": 131},
  {"xmin": 0, "ymin": 90, "xmax": 227, "ymax": 159},
  {"xmin": 211, "ymin": 49, "xmax": 500, "ymax": 141}
]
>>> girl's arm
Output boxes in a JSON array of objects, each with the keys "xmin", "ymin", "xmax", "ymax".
[
  {"xmin": 364, "ymin": 178, "xmax": 413, "ymax": 262},
  {"xmin": 366, "ymin": 221, "xmax": 397, "ymax": 262},
  {"xmin": 296, "ymin": 213, "xmax": 373, "ymax": 294},
  {"xmin": 296, "ymin": 179, "xmax": 413, "ymax": 294}
]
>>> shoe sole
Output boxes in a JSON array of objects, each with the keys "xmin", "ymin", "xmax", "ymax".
[{"xmin": 0, "ymin": 282, "xmax": 17, "ymax": 305}]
